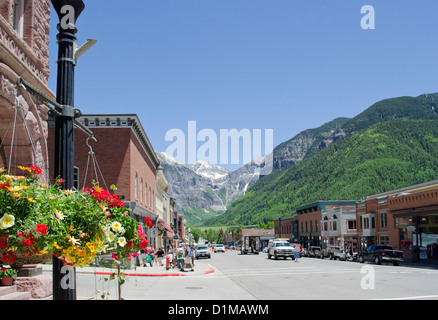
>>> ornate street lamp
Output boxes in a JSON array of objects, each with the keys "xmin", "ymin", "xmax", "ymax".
[{"xmin": 51, "ymin": 0, "xmax": 85, "ymax": 301}]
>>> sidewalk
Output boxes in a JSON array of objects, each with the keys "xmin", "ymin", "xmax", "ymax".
[{"xmin": 39, "ymin": 260, "xmax": 215, "ymax": 277}]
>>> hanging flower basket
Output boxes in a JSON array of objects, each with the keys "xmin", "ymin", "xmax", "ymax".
[{"xmin": 0, "ymin": 166, "xmax": 148, "ymax": 268}]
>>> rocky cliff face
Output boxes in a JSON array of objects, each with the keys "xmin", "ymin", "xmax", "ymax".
[
  {"xmin": 157, "ymin": 152, "xmax": 262, "ymax": 225},
  {"xmin": 272, "ymin": 117, "xmax": 350, "ymax": 170},
  {"xmin": 157, "ymin": 117, "xmax": 352, "ymax": 226}
]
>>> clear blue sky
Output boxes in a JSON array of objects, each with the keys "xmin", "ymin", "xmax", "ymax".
[{"xmin": 48, "ymin": 1, "xmax": 438, "ymax": 170}]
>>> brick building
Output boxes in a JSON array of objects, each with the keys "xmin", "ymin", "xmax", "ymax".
[
  {"xmin": 0, "ymin": 0, "xmax": 52, "ymax": 181},
  {"xmin": 357, "ymin": 180, "xmax": 438, "ymax": 262},
  {"xmin": 296, "ymin": 200, "xmax": 357, "ymax": 249},
  {"xmin": 273, "ymin": 215, "xmax": 298, "ymax": 242},
  {"xmin": 48, "ymin": 114, "xmax": 161, "ymax": 241}
]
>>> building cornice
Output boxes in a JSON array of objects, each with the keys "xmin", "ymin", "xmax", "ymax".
[{"xmin": 77, "ymin": 114, "xmax": 160, "ymax": 169}]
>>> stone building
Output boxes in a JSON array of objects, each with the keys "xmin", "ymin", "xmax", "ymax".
[{"xmin": 0, "ymin": 0, "xmax": 52, "ymax": 181}]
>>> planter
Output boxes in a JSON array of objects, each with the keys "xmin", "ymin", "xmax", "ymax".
[{"xmin": 1, "ymin": 277, "xmax": 14, "ymax": 286}]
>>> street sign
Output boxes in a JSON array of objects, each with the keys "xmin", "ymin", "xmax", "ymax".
[
  {"xmin": 294, "ymin": 251, "xmax": 300, "ymax": 261},
  {"xmin": 150, "ymin": 227, "xmax": 158, "ymax": 238}
]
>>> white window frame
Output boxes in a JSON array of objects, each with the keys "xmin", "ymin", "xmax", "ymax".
[{"xmin": 12, "ymin": 0, "xmax": 25, "ymax": 38}]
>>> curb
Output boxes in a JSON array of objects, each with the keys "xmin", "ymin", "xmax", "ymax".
[
  {"xmin": 204, "ymin": 264, "xmax": 215, "ymax": 275},
  {"xmin": 77, "ymin": 270, "xmax": 187, "ymax": 277}
]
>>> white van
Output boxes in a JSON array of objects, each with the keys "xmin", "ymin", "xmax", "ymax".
[{"xmin": 267, "ymin": 239, "xmax": 295, "ymax": 260}]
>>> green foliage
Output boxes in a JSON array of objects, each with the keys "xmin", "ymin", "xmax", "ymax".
[{"xmin": 207, "ymin": 118, "xmax": 438, "ymax": 226}]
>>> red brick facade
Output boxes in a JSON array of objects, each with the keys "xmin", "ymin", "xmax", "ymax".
[{"xmin": 47, "ymin": 114, "xmax": 160, "ymax": 229}]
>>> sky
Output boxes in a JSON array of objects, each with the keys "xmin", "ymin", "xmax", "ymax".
[{"xmin": 48, "ymin": 1, "xmax": 438, "ymax": 171}]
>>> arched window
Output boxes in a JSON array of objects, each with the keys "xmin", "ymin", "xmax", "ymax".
[
  {"xmin": 134, "ymin": 172, "xmax": 138, "ymax": 200},
  {"xmin": 140, "ymin": 178, "xmax": 143, "ymax": 203}
]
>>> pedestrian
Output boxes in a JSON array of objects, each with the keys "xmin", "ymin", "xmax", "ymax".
[
  {"xmin": 157, "ymin": 247, "xmax": 165, "ymax": 266},
  {"xmin": 146, "ymin": 246, "xmax": 154, "ymax": 267},
  {"xmin": 184, "ymin": 243, "xmax": 194, "ymax": 271},
  {"xmin": 167, "ymin": 248, "xmax": 173, "ymax": 270},
  {"xmin": 176, "ymin": 244, "xmax": 184, "ymax": 270}
]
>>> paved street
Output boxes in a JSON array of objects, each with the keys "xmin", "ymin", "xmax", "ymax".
[{"xmin": 46, "ymin": 250, "xmax": 438, "ymax": 301}]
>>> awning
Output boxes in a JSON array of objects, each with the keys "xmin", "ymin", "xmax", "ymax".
[{"xmin": 159, "ymin": 222, "xmax": 173, "ymax": 233}]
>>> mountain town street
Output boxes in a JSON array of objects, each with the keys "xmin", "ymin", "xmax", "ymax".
[{"xmin": 41, "ymin": 250, "xmax": 438, "ymax": 301}]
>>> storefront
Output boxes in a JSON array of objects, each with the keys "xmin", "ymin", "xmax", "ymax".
[{"xmin": 389, "ymin": 184, "xmax": 438, "ymax": 263}]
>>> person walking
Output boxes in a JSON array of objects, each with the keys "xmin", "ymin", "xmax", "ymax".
[
  {"xmin": 184, "ymin": 244, "xmax": 194, "ymax": 271},
  {"xmin": 176, "ymin": 244, "xmax": 184, "ymax": 271},
  {"xmin": 157, "ymin": 247, "xmax": 165, "ymax": 266}
]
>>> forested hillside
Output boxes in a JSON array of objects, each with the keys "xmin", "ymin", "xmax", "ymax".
[{"xmin": 206, "ymin": 118, "xmax": 438, "ymax": 226}]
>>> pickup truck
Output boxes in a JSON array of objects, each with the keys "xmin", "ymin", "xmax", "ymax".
[{"xmin": 358, "ymin": 245, "xmax": 404, "ymax": 266}]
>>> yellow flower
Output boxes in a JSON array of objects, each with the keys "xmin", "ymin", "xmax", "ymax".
[
  {"xmin": 107, "ymin": 231, "xmax": 115, "ymax": 242},
  {"xmin": 54, "ymin": 209, "xmax": 65, "ymax": 221},
  {"xmin": 0, "ymin": 213, "xmax": 15, "ymax": 230},
  {"xmin": 17, "ymin": 166, "xmax": 30, "ymax": 172},
  {"xmin": 11, "ymin": 192, "xmax": 21, "ymax": 198},
  {"xmin": 0, "ymin": 168, "xmax": 6, "ymax": 173},
  {"xmin": 40, "ymin": 184, "xmax": 48, "ymax": 188},
  {"xmin": 27, "ymin": 197, "xmax": 36, "ymax": 203},
  {"xmin": 54, "ymin": 242, "xmax": 63, "ymax": 250},
  {"xmin": 7, "ymin": 185, "xmax": 28, "ymax": 192},
  {"xmin": 37, "ymin": 250, "xmax": 49, "ymax": 256},
  {"xmin": 86, "ymin": 242, "xmax": 96, "ymax": 253},
  {"xmin": 93, "ymin": 186, "xmax": 102, "ymax": 193},
  {"xmin": 63, "ymin": 189, "xmax": 75, "ymax": 195},
  {"xmin": 111, "ymin": 221, "xmax": 122, "ymax": 232},
  {"xmin": 118, "ymin": 237, "xmax": 127, "ymax": 247},
  {"xmin": 67, "ymin": 235, "xmax": 81, "ymax": 246}
]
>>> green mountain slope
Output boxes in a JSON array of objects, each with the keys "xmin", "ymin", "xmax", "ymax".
[{"xmin": 206, "ymin": 118, "xmax": 438, "ymax": 226}]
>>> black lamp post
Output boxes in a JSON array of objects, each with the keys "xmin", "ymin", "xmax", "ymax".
[{"xmin": 51, "ymin": 0, "xmax": 85, "ymax": 301}]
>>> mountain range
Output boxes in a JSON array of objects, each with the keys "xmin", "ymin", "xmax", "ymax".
[{"xmin": 159, "ymin": 93, "xmax": 438, "ymax": 227}]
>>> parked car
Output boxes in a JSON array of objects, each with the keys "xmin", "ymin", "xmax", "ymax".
[
  {"xmin": 358, "ymin": 245, "xmax": 404, "ymax": 266},
  {"xmin": 307, "ymin": 246, "xmax": 322, "ymax": 258},
  {"xmin": 320, "ymin": 246, "xmax": 335, "ymax": 259},
  {"xmin": 267, "ymin": 239, "xmax": 295, "ymax": 260},
  {"xmin": 214, "ymin": 244, "xmax": 226, "ymax": 253},
  {"xmin": 333, "ymin": 247, "xmax": 347, "ymax": 261},
  {"xmin": 195, "ymin": 245, "xmax": 211, "ymax": 259}
]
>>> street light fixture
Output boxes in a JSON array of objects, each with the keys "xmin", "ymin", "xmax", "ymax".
[{"xmin": 51, "ymin": 0, "xmax": 85, "ymax": 301}]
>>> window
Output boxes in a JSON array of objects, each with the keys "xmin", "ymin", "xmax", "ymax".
[
  {"xmin": 140, "ymin": 178, "xmax": 143, "ymax": 203},
  {"xmin": 379, "ymin": 236, "xmax": 389, "ymax": 245},
  {"xmin": 74, "ymin": 167, "xmax": 79, "ymax": 190},
  {"xmin": 145, "ymin": 182, "xmax": 147, "ymax": 206},
  {"xmin": 347, "ymin": 220, "xmax": 356, "ymax": 230},
  {"xmin": 12, "ymin": 0, "xmax": 24, "ymax": 37},
  {"xmin": 134, "ymin": 172, "xmax": 138, "ymax": 200},
  {"xmin": 380, "ymin": 212, "xmax": 387, "ymax": 229}
]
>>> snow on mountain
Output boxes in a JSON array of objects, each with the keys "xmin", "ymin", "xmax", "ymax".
[{"xmin": 156, "ymin": 152, "xmax": 263, "ymax": 226}]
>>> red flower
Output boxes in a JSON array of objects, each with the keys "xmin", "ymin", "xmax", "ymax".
[
  {"xmin": 144, "ymin": 217, "xmax": 153, "ymax": 227},
  {"xmin": 29, "ymin": 166, "xmax": 42, "ymax": 176},
  {"xmin": 140, "ymin": 239, "xmax": 149, "ymax": 249},
  {"xmin": 36, "ymin": 224, "xmax": 48, "ymax": 236}
]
